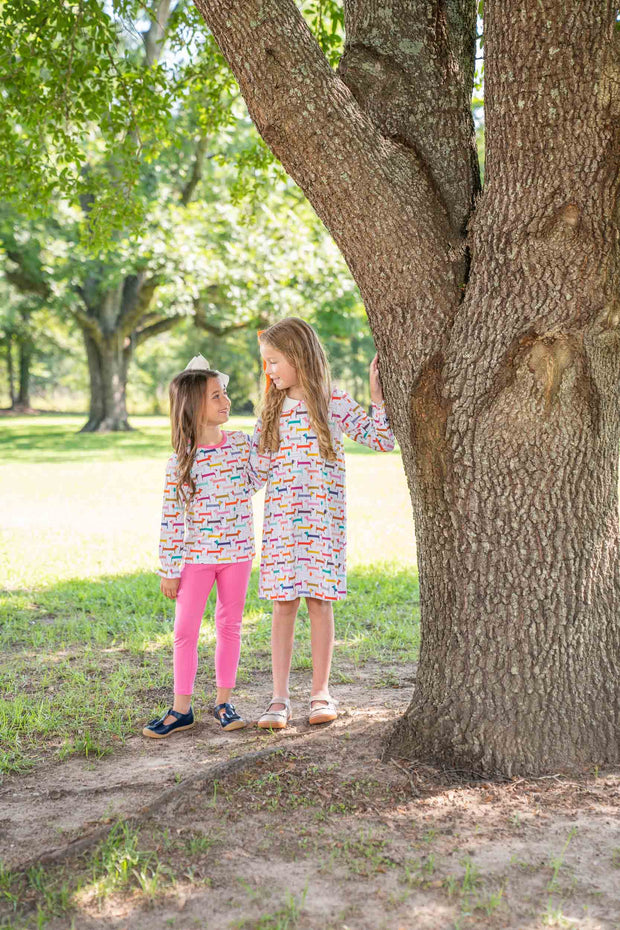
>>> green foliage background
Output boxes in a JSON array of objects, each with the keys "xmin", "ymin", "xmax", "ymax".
[{"xmin": 0, "ymin": 1, "xmax": 483, "ymax": 417}]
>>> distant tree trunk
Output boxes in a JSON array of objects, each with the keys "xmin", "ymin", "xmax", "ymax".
[
  {"xmin": 75, "ymin": 2, "xmax": 180, "ymax": 433},
  {"xmin": 76, "ymin": 275, "xmax": 181, "ymax": 432},
  {"xmin": 80, "ymin": 328, "xmax": 132, "ymax": 432},
  {"xmin": 195, "ymin": 0, "xmax": 620, "ymax": 775},
  {"xmin": 5, "ymin": 335, "xmax": 15, "ymax": 407},
  {"xmin": 16, "ymin": 333, "xmax": 33, "ymax": 409},
  {"xmin": 82, "ymin": 331, "xmax": 105, "ymax": 429}
]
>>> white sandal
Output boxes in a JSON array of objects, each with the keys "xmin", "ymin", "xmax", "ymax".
[
  {"xmin": 257, "ymin": 697, "xmax": 292, "ymax": 730},
  {"xmin": 308, "ymin": 692, "xmax": 338, "ymax": 725}
]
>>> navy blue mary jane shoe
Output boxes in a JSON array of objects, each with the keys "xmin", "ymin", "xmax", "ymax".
[
  {"xmin": 214, "ymin": 702, "xmax": 245, "ymax": 731},
  {"xmin": 142, "ymin": 707, "xmax": 195, "ymax": 739}
]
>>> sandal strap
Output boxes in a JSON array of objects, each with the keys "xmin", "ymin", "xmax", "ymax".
[
  {"xmin": 310, "ymin": 693, "xmax": 337, "ymax": 704},
  {"xmin": 266, "ymin": 697, "xmax": 290, "ymax": 710},
  {"xmin": 149, "ymin": 707, "xmax": 188, "ymax": 728}
]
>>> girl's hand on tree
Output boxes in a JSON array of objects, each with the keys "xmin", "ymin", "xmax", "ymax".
[
  {"xmin": 160, "ymin": 577, "xmax": 180, "ymax": 600},
  {"xmin": 369, "ymin": 354, "xmax": 384, "ymax": 405}
]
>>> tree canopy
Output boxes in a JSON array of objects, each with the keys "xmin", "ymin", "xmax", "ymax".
[
  {"xmin": 0, "ymin": 0, "xmax": 373, "ymax": 422},
  {"xmin": 0, "ymin": 0, "xmax": 347, "ymax": 245}
]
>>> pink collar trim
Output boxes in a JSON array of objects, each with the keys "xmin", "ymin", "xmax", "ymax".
[{"xmin": 197, "ymin": 430, "xmax": 227, "ymax": 449}]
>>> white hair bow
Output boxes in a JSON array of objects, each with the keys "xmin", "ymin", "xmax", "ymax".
[{"xmin": 184, "ymin": 354, "xmax": 230, "ymax": 387}]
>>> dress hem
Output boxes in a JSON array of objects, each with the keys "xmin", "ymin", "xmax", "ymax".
[{"xmin": 259, "ymin": 591, "xmax": 347, "ymax": 602}]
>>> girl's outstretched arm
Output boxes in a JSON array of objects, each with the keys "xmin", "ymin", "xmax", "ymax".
[
  {"xmin": 369, "ymin": 354, "xmax": 384, "ymax": 406},
  {"xmin": 159, "ymin": 455, "xmax": 185, "ymax": 578},
  {"xmin": 247, "ymin": 419, "xmax": 271, "ymax": 491},
  {"xmin": 332, "ymin": 357, "xmax": 395, "ymax": 452}
]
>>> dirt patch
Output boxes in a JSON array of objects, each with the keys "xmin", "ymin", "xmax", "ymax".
[
  {"xmin": 0, "ymin": 668, "xmax": 406, "ymax": 864},
  {"xmin": 1, "ymin": 670, "xmax": 619, "ymax": 929}
]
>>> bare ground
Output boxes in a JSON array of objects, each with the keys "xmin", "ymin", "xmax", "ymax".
[{"xmin": 1, "ymin": 665, "xmax": 619, "ymax": 930}]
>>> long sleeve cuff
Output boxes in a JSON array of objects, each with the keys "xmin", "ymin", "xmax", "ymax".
[{"xmin": 157, "ymin": 560, "xmax": 183, "ymax": 579}]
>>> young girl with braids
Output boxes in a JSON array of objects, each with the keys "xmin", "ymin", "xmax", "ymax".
[
  {"xmin": 252, "ymin": 318, "xmax": 395, "ymax": 729},
  {"xmin": 143, "ymin": 356, "xmax": 260, "ymax": 738}
]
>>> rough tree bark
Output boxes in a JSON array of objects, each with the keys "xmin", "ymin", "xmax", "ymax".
[{"xmin": 194, "ymin": 0, "xmax": 620, "ymax": 775}]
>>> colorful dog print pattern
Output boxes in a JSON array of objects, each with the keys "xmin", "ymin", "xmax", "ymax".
[
  {"xmin": 251, "ymin": 389, "xmax": 395, "ymax": 601},
  {"xmin": 159, "ymin": 431, "xmax": 260, "ymax": 578}
]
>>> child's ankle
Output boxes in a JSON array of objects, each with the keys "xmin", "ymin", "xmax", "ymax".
[{"xmin": 173, "ymin": 701, "xmax": 192, "ymax": 715}]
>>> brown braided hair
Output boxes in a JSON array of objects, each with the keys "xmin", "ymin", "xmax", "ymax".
[
  {"xmin": 259, "ymin": 318, "xmax": 336, "ymax": 461},
  {"xmin": 169, "ymin": 368, "xmax": 221, "ymax": 504}
]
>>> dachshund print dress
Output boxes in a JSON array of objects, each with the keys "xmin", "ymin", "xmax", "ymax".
[{"xmin": 251, "ymin": 388, "xmax": 395, "ymax": 601}]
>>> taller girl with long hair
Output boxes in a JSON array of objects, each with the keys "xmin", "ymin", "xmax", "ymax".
[{"xmin": 252, "ymin": 318, "xmax": 395, "ymax": 729}]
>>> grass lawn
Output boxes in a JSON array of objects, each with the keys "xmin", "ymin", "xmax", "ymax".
[
  {"xmin": 2, "ymin": 418, "xmax": 618, "ymax": 930},
  {"xmin": 0, "ymin": 415, "xmax": 419, "ymax": 776}
]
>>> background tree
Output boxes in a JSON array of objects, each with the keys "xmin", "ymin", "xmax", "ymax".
[
  {"xmin": 193, "ymin": 0, "xmax": 620, "ymax": 776},
  {"xmin": 132, "ymin": 189, "xmax": 374, "ymax": 413},
  {"xmin": 0, "ymin": 291, "xmax": 20, "ymax": 409},
  {"xmin": 0, "ymin": 0, "xmax": 365, "ymax": 427},
  {"xmin": 1, "ymin": 0, "xmax": 242, "ymax": 430},
  {"xmin": 0, "ymin": 245, "xmax": 53, "ymax": 411},
  {"xmin": 0, "ymin": 151, "xmax": 367, "ymax": 416}
]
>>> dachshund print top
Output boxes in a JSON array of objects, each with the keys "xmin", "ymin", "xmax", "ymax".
[
  {"xmin": 159, "ymin": 430, "xmax": 259, "ymax": 578},
  {"xmin": 251, "ymin": 388, "xmax": 395, "ymax": 601}
]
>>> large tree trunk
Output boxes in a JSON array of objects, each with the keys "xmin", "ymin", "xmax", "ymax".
[
  {"xmin": 384, "ymin": 326, "xmax": 620, "ymax": 774},
  {"xmin": 80, "ymin": 328, "xmax": 133, "ymax": 432},
  {"xmin": 383, "ymin": 2, "xmax": 620, "ymax": 775},
  {"xmin": 195, "ymin": 0, "xmax": 620, "ymax": 774}
]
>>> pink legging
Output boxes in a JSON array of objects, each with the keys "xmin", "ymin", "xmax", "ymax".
[{"xmin": 173, "ymin": 560, "xmax": 253, "ymax": 694}]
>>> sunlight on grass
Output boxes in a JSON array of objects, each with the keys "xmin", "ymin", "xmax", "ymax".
[
  {"xmin": 1, "ymin": 416, "xmax": 415, "ymax": 589},
  {"xmin": 0, "ymin": 563, "xmax": 419, "ymax": 773},
  {"xmin": 0, "ymin": 416, "xmax": 419, "ymax": 774}
]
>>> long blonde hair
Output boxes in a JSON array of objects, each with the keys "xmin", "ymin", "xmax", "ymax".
[
  {"xmin": 169, "ymin": 368, "xmax": 220, "ymax": 503},
  {"xmin": 259, "ymin": 318, "xmax": 336, "ymax": 461}
]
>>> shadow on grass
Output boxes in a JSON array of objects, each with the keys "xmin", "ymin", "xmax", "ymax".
[
  {"xmin": 0, "ymin": 415, "xmax": 174, "ymax": 465},
  {"xmin": 0, "ymin": 415, "xmax": 400, "ymax": 464},
  {"xmin": 0, "ymin": 564, "xmax": 419, "ymax": 775},
  {"xmin": 1, "ymin": 564, "xmax": 419, "ymax": 661}
]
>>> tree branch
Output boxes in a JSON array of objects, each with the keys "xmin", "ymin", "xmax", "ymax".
[
  {"xmin": 4, "ymin": 251, "xmax": 51, "ymax": 299},
  {"xmin": 118, "ymin": 274, "xmax": 161, "ymax": 337},
  {"xmin": 133, "ymin": 314, "xmax": 183, "ymax": 346},
  {"xmin": 441, "ymin": 0, "xmax": 620, "ymax": 440},
  {"xmin": 192, "ymin": 297, "xmax": 255, "ymax": 336},
  {"xmin": 484, "ymin": 0, "xmax": 616, "ymax": 190},
  {"xmin": 194, "ymin": 0, "xmax": 463, "ymax": 404},
  {"xmin": 180, "ymin": 136, "xmax": 209, "ymax": 205},
  {"xmin": 69, "ymin": 304, "xmax": 104, "ymax": 345},
  {"xmin": 142, "ymin": 0, "xmax": 174, "ymax": 66},
  {"xmin": 339, "ymin": 0, "xmax": 480, "ymax": 236}
]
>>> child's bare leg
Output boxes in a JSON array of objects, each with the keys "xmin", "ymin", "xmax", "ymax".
[
  {"xmin": 216, "ymin": 687, "xmax": 233, "ymax": 706},
  {"xmin": 165, "ymin": 682, "xmax": 232, "ymax": 725},
  {"xmin": 307, "ymin": 597, "xmax": 334, "ymax": 704},
  {"xmin": 167, "ymin": 693, "xmax": 192, "ymax": 722},
  {"xmin": 270, "ymin": 598, "xmax": 299, "ymax": 709}
]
